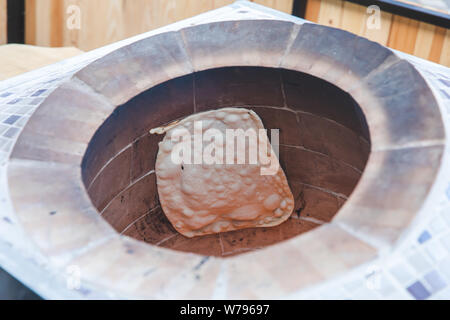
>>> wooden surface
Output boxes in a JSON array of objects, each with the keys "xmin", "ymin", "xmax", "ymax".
[
  {"xmin": 25, "ymin": 0, "xmax": 294, "ymax": 51},
  {"xmin": 0, "ymin": 0, "xmax": 6, "ymax": 45},
  {"xmin": 305, "ymin": 0, "xmax": 450, "ymax": 66},
  {"xmin": 0, "ymin": 44, "xmax": 83, "ymax": 80},
  {"xmin": 18, "ymin": 0, "xmax": 450, "ymax": 66}
]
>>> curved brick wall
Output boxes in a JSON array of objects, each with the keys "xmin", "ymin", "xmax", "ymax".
[{"xmin": 82, "ymin": 66, "xmax": 370, "ymax": 256}]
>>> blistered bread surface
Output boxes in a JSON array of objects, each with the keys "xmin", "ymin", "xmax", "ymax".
[{"xmin": 153, "ymin": 108, "xmax": 294, "ymax": 237}]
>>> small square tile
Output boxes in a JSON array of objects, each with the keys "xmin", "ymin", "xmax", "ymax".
[
  {"xmin": 3, "ymin": 127, "xmax": 19, "ymax": 139},
  {"xmin": 0, "ymin": 138, "xmax": 9, "ymax": 148},
  {"xmin": 377, "ymin": 276, "xmax": 397, "ymax": 297},
  {"xmin": 423, "ymin": 270, "xmax": 447, "ymax": 293},
  {"xmin": 0, "ymin": 140, "xmax": 12, "ymax": 152},
  {"xmin": 425, "ymin": 240, "xmax": 448, "ymax": 262},
  {"xmin": 441, "ymin": 207, "xmax": 450, "ymax": 226},
  {"xmin": 2, "ymin": 106, "xmax": 15, "ymax": 113},
  {"xmin": 3, "ymin": 115, "xmax": 20, "ymax": 125},
  {"xmin": 418, "ymin": 230, "xmax": 432, "ymax": 244},
  {"xmin": 389, "ymin": 262, "xmax": 415, "ymax": 285},
  {"xmin": 16, "ymin": 106, "xmax": 32, "ymax": 115},
  {"xmin": 407, "ymin": 252, "xmax": 432, "ymax": 274},
  {"xmin": 31, "ymin": 89, "xmax": 47, "ymax": 97},
  {"xmin": 430, "ymin": 286, "xmax": 450, "ymax": 300},
  {"xmin": 407, "ymin": 281, "xmax": 431, "ymax": 300},
  {"xmin": 14, "ymin": 116, "xmax": 29, "ymax": 128},
  {"xmin": 438, "ymin": 256, "xmax": 450, "ymax": 281},
  {"xmin": 0, "ymin": 124, "xmax": 9, "ymax": 135},
  {"xmin": 30, "ymin": 98, "xmax": 44, "ymax": 105},
  {"xmin": 439, "ymin": 79, "xmax": 450, "ymax": 87},
  {"xmin": 428, "ymin": 216, "xmax": 447, "ymax": 235},
  {"xmin": 440, "ymin": 232, "xmax": 450, "ymax": 251},
  {"xmin": 7, "ymin": 98, "xmax": 21, "ymax": 105},
  {"xmin": 440, "ymin": 89, "xmax": 450, "ymax": 99},
  {"xmin": 0, "ymin": 92, "xmax": 12, "ymax": 98},
  {"xmin": 437, "ymin": 72, "xmax": 450, "ymax": 80}
]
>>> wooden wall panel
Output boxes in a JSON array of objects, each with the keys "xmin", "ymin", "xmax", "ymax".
[
  {"xmin": 59, "ymin": 0, "xmax": 237, "ymax": 50},
  {"xmin": 317, "ymin": 0, "xmax": 344, "ymax": 28},
  {"xmin": 441, "ymin": 29, "xmax": 450, "ymax": 67},
  {"xmin": 428, "ymin": 26, "xmax": 446, "ymax": 63},
  {"xmin": 252, "ymin": 0, "xmax": 293, "ymax": 14},
  {"xmin": 0, "ymin": 0, "xmax": 6, "ymax": 45},
  {"xmin": 340, "ymin": 1, "xmax": 392, "ymax": 45},
  {"xmin": 305, "ymin": 0, "xmax": 450, "ymax": 67},
  {"xmin": 25, "ymin": 0, "xmax": 36, "ymax": 44},
  {"xmin": 307, "ymin": 0, "xmax": 393, "ymax": 45},
  {"xmin": 387, "ymin": 15, "xmax": 420, "ymax": 54},
  {"xmin": 25, "ymin": 0, "xmax": 293, "ymax": 51},
  {"xmin": 26, "ymin": 0, "xmax": 64, "ymax": 46},
  {"xmin": 413, "ymin": 22, "xmax": 447, "ymax": 63},
  {"xmin": 413, "ymin": 22, "xmax": 436, "ymax": 59},
  {"xmin": 305, "ymin": 0, "xmax": 321, "ymax": 22},
  {"xmin": 22, "ymin": 0, "xmax": 449, "ymax": 66},
  {"xmin": 340, "ymin": 1, "xmax": 365, "ymax": 34}
]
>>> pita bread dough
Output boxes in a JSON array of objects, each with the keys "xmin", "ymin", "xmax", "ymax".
[{"xmin": 151, "ymin": 108, "xmax": 294, "ymax": 237}]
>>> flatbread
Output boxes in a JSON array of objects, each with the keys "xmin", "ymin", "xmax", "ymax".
[{"xmin": 151, "ymin": 107, "xmax": 294, "ymax": 237}]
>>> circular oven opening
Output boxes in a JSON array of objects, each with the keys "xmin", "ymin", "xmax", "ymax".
[{"xmin": 82, "ymin": 66, "xmax": 370, "ymax": 257}]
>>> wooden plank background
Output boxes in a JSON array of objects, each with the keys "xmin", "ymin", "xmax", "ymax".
[
  {"xmin": 2, "ymin": 0, "xmax": 445, "ymax": 67},
  {"xmin": 24, "ymin": 0, "xmax": 294, "ymax": 51},
  {"xmin": 305, "ymin": 0, "xmax": 449, "ymax": 66},
  {"xmin": 0, "ymin": 0, "xmax": 6, "ymax": 45}
]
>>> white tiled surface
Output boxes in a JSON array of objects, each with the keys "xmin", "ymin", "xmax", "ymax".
[{"xmin": 0, "ymin": 1, "xmax": 449, "ymax": 299}]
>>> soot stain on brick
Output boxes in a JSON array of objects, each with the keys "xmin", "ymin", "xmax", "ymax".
[
  {"xmin": 193, "ymin": 256, "xmax": 210, "ymax": 271},
  {"xmin": 295, "ymin": 190, "xmax": 306, "ymax": 218}
]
